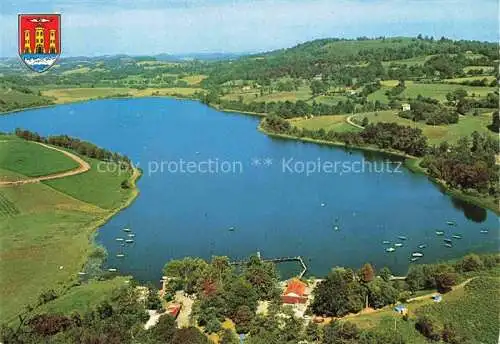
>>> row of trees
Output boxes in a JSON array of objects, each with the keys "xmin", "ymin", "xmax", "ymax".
[{"xmin": 14, "ymin": 129, "xmax": 132, "ymax": 170}]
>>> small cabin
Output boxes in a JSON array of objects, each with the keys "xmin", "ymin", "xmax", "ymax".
[{"xmin": 401, "ymin": 103, "xmax": 411, "ymax": 112}]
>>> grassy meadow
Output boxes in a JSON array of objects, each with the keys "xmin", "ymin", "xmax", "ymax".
[
  {"xmin": 290, "ymin": 115, "xmax": 361, "ymax": 133},
  {"xmin": 0, "ymin": 137, "xmax": 138, "ymax": 323},
  {"xmin": 349, "ymin": 110, "xmax": 496, "ymax": 144},
  {"xmin": 0, "ymin": 138, "xmax": 79, "ymax": 178}
]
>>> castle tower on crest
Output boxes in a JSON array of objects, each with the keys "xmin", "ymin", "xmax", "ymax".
[
  {"xmin": 24, "ymin": 30, "xmax": 31, "ymax": 54},
  {"xmin": 34, "ymin": 27, "xmax": 45, "ymax": 54},
  {"xmin": 49, "ymin": 29, "xmax": 57, "ymax": 54}
]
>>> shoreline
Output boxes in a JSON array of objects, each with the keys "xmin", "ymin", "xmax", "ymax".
[{"xmin": 2, "ymin": 92, "xmax": 498, "ymax": 214}]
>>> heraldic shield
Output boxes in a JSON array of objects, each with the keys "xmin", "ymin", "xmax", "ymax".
[{"xmin": 19, "ymin": 14, "xmax": 61, "ymax": 73}]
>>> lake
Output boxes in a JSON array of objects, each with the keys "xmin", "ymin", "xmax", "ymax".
[{"xmin": 1, "ymin": 98, "xmax": 498, "ymax": 281}]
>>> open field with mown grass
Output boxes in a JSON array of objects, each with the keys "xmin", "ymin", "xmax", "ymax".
[
  {"xmin": 0, "ymin": 138, "xmax": 79, "ymax": 177},
  {"xmin": 0, "ymin": 138, "xmax": 138, "ymax": 323},
  {"xmin": 42, "ymin": 87, "xmax": 204, "ymax": 104},
  {"xmin": 37, "ymin": 277, "xmax": 130, "ymax": 316},
  {"xmin": 368, "ymin": 81, "xmax": 496, "ymax": 103},
  {"xmin": 350, "ymin": 110, "xmax": 496, "ymax": 144},
  {"xmin": 442, "ymin": 75, "xmax": 496, "ymax": 84},
  {"xmin": 346, "ymin": 270, "xmax": 499, "ymax": 344},
  {"xmin": 290, "ymin": 115, "xmax": 361, "ymax": 133}
]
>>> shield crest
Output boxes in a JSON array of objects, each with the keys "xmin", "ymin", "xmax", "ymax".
[{"xmin": 18, "ymin": 14, "xmax": 61, "ymax": 73}]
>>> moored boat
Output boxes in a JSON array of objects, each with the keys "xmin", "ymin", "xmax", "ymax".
[
  {"xmin": 128, "ymin": 233, "xmax": 135, "ymax": 237},
  {"xmin": 480, "ymin": 229, "xmax": 489, "ymax": 234},
  {"xmin": 108, "ymin": 268, "xmax": 117, "ymax": 272},
  {"xmin": 444, "ymin": 243, "xmax": 453, "ymax": 248},
  {"xmin": 397, "ymin": 236, "xmax": 407, "ymax": 240},
  {"xmin": 125, "ymin": 239, "xmax": 134, "ymax": 243},
  {"xmin": 410, "ymin": 257, "xmax": 420, "ymax": 262},
  {"xmin": 435, "ymin": 231, "xmax": 445, "ymax": 236},
  {"xmin": 418, "ymin": 244, "xmax": 427, "ymax": 249},
  {"xmin": 116, "ymin": 253, "xmax": 125, "ymax": 258},
  {"xmin": 446, "ymin": 221, "xmax": 456, "ymax": 226},
  {"xmin": 382, "ymin": 240, "xmax": 391, "ymax": 245},
  {"xmin": 412, "ymin": 252, "xmax": 424, "ymax": 257},
  {"xmin": 116, "ymin": 238, "xmax": 124, "ymax": 241},
  {"xmin": 394, "ymin": 243, "xmax": 403, "ymax": 247},
  {"xmin": 452, "ymin": 234, "xmax": 462, "ymax": 239},
  {"xmin": 123, "ymin": 228, "xmax": 131, "ymax": 232},
  {"xmin": 386, "ymin": 247, "xmax": 396, "ymax": 252}
]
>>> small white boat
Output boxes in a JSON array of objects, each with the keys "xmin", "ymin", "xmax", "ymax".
[
  {"xmin": 418, "ymin": 244, "xmax": 427, "ymax": 249},
  {"xmin": 444, "ymin": 243, "xmax": 453, "ymax": 248},
  {"xmin": 321, "ymin": 203, "xmax": 326, "ymax": 207},
  {"xmin": 125, "ymin": 239, "xmax": 134, "ymax": 243},
  {"xmin": 480, "ymin": 229, "xmax": 489, "ymax": 234},
  {"xmin": 116, "ymin": 254, "xmax": 125, "ymax": 258},
  {"xmin": 397, "ymin": 236, "xmax": 408, "ymax": 241},
  {"xmin": 412, "ymin": 252, "xmax": 424, "ymax": 257},
  {"xmin": 108, "ymin": 268, "xmax": 117, "ymax": 272},
  {"xmin": 333, "ymin": 225, "xmax": 340, "ymax": 231},
  {"xmin": 452, "ymin": 234, "xmax": 462, "ymax": 239},
  {"xmin": 446, "ymin": 221, "xmax": 456, "ymax": 226},
  {"xmin": 228, "ymin": 226, "xmax": 235, "ymax": 232},
  {"xmin": 386, "ymin": 247, "xmax": 396, "ymax": 252},
  {"xmin": 435, "ymin": 231, "xmax": 445, "ymax": 236},
  {"xmin": 116, "ymin": 238, "xmax": 124, "ymax": 241},
  {"xmin": 410, "ymin": 257, "xmax": 420, "ymax": 262},
  {"xmin": 127, "ymin": 234, "xmax": 135, "ymax": 237},
  {"xmin": 123, "ymin": 228, "xmax": 131, "ymax": 232},
  {"xmin": 394, "ymin": 243, "xmax": 403, "ymax": 247},
  {"xmin": 382, "ymin": 240, "xmax": 391, "ymax": 245}
]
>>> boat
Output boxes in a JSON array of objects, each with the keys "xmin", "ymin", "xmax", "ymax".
[
  {"xmin": 78, "ymin": 272, "xmax": 86, "ymax": 275},
  {"xmin": 333, "ymin": 225, "xmax": 340, "ymax": 231},
  {"xmin": 443, "ymin": 238, "xmax": 453, "ymax": 243},
  {"xmin": 444, "ymin": 243, "xmax": 453, "ymax": 248},
  {"xmin": 386, "ymin": 247, "xmax": 396, "ymax": 252},
  {"xmin": 116, "ymin": 238, "xmax": 124, "ymax": 241},
  {"xmin": 480, "ymin": 229, "xmax": 489, "ymax": 234},
  {"xmin": 321, "ymin": 203, "xmax": 326, "ymax": 207},
  {"xmin": 452, "ymin": 234, "xmax": 462, "ymax": 239},
  {"xmin": 397, "ymin": 236, "xmax": 407, "ymax": 240},
  {"xmin": 418, "ymin": 244, "xmax": 427, "ymax": 249},
  {"xmin": 228, "ymin": 226, "xmax": 235, "ymax": 232},
  {"xmin": 410, "ymin": 257, "xmax": 420, "ymax": 262},
  {"xmin": 123, "ymin": 228, "xmax": 131, "ymax": 232},
  {"xmin": 116, "ymin": 254, "xmax": 125, "ymax": 258},
  {"xmin": 412, "ymin": 252, "xmax": 424, "ymax": 257},
  {"xmin": 435, "ymin": 231, "xmax": 445, "ymax": 236},
  {"xmin": 125, "ymin": 239, "xmax": 134, "ymax": 243},
  {"xmin": 446, "ymin": 221, "xmax": 456, "ymax": 226},
  {"xmin": 394, "ymin": 243, "xmax": 403, "ymax": 247},
  {"xmin": 382, "ymin": 240, "xmax": 391, "ymax": 245},
  {"xmin": 108, "ymin": 268, "xmax": 117, "ymax": 272},
  {"xmin": 128, "ymin": 234, "xmax": 135, "ymax": 237}
]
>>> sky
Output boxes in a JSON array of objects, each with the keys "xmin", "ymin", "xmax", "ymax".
[{"xmin": 0, "ymin": 0, "xmax": 498, "ymax": 57}]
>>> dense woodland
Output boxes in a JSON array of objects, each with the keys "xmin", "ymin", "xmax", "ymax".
[{"xmin": 1, "ymin": 253, "xmax": 498, "ymax": 344}]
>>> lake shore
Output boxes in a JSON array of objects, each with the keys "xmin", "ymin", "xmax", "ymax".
[{"xmin": 2, "ymin": 91, "xmax": 498, "ymax": 214}]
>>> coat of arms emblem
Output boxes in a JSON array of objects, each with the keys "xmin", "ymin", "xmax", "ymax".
[{"xmin": 18, "ymin": 14, "xmax": 61, "ymax": 73}]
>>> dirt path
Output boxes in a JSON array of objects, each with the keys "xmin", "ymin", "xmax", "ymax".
[
  {"xmin": 0, "ymin": 141, "xmax": 90, "ymax": 186},
  {"xmin": 346, "ymin": 114, "xmax": 365, "ymax": 129},
  {"xmin": 407, "ymin": 277, "xmax": 474, "ymax": 303}
]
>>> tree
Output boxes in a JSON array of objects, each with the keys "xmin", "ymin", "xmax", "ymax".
[
  {"xmin": 172, "ymin": 327, "xmax": 211, "ymax": 344},
  {"xmin": 379, "ymin": 267, "xmax": 392, "ymax": 282},
  {"xmin": 310, "ymin": 80, "xmax": 328, "ymax": 96},
  {"xmin": 367, "ymin": 279, "xmax": 398, "ymax": 308},
  {"xmin": 310, "ymin": 268, "xmax": 365, "ymax": 317},
  {"xmin": 435, "ymin": 272, "xmax": 457, "ymax": 293},
  {"xmin": 305, "ymin": 321, "xmax": 321, "ymax": 342},
  {"xmin": 220, "ymin": 329, "xmax": 239, "ymax": 344},
  {"xmin": 163, "ymin": 257, "xmax": 208, "ymax": 294},
  {"xmin": 458, "ymin": 253, "xmax": 483, "ymax": 272},
  {"xmin": 362, "ymin": 117, "xmax": 369, "ymax": 127},
  {"xmin": 490, "ymin": 110, "xmax": 499, "ymax": 132},
  {"xmin": 359, "ymin": 263, "xmax": 375, "ymax": 283},
  {"xmin": 225, "ymin": 278, "xmax": 258, "ymax": 318},
  {"xmin": 151, "ymin": 315, "xmax": 177, "ymax": 343},
  {"xmin": 243, "ymin": 255, "xmax": 280, "ymax": 301},
  {"xmin": 415, "ymin": 315, "xmax": 441, "ymax": 341},
  {"xmin": 233, "ymin": 305, "xmax": 254, "ymax": 334}
]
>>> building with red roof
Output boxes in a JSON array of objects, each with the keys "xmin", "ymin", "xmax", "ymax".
[{"xmin": 281, "ymin": 278, "xmax": 308, "ymax": 304}]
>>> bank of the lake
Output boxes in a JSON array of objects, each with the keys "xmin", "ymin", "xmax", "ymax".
[
  {"xmin": 1, "ymin": 97, "xmax": 497, "ymax": 284},
  {"xmin": 0, "ymin": 136, "xmax": 141, "ymax": 323}
]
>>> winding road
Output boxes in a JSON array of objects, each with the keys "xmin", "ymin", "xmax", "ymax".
[{"xmin": 0, "ymin": 141, "xmax": 90, "ymax": 186}]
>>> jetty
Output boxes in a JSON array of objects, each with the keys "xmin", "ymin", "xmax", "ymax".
[{"xmin": 230, "ymin": 251, "xmax": 308, "ymax": 279}]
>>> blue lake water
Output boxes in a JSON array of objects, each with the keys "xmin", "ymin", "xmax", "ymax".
[{"xmin": 1, "ymin": 98, "xmax": 498, "ymax": 281}]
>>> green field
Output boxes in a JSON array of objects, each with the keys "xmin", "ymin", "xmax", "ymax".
[
  {"xmin": 45, "ymin": 159, "xmax": 133, "ymax": 210},
  {"xmin": 350, "ymin": 110, "xmax": 496, "ymax": 144},
  {"xmin": 37, "ymin": 277, "xmax": 130, "ymax": 316},
  {"xmin": 368, "ymin": 81, "xmax": 495, "ymax": 103},
  {"xmin": 0, "ymin": 139, "xmax": 79, "ymax": 177},
  {"xmin": 0, "ymin": 87, "xmax": 54, "ymax": 112},
  {"xmin": 291, "ymin": 115, "xmax": 362, "ymax": 133},
  {"xmin": 0, "ymin": 138, "xmax": 138, "ymax": 323}
]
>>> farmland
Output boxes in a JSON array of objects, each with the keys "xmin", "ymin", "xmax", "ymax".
[{"xmin": 0, "ymin": 136, "xmax": 139, "ymax": 323}]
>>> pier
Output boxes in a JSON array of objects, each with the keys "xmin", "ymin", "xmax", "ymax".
[{"xmin": 230, "ymin": 252, "xmax": 308, "ymax": 279}]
